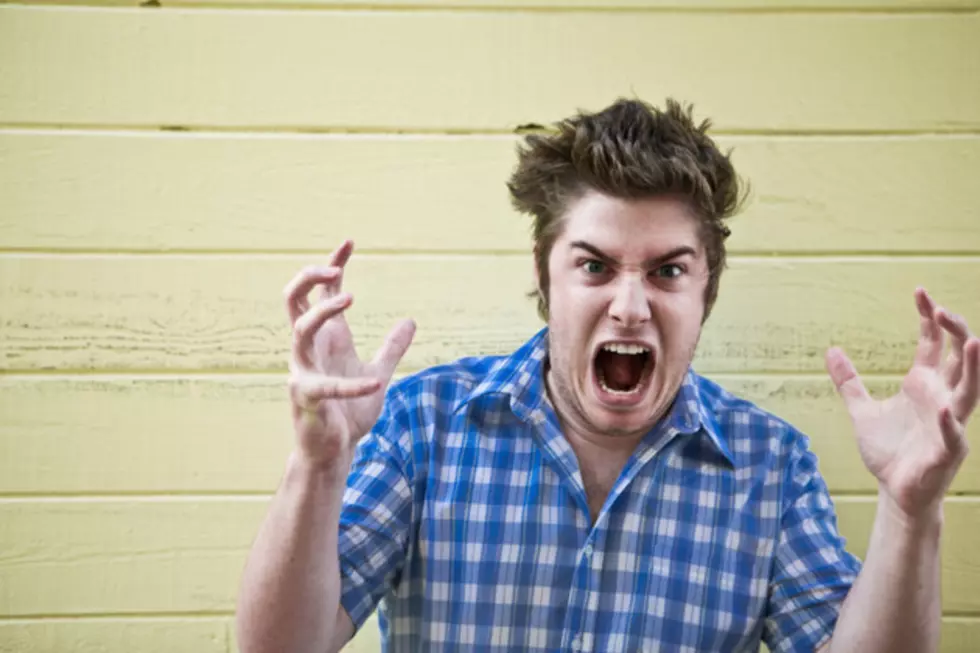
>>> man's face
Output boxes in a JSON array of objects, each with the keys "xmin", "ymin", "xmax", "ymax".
[{"xmin": 542, "ymin": 190, "xmax": 709, "ymax": 440}]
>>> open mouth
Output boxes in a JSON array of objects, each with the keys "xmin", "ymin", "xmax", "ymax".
[{"xmin": 593, "ymin": 343, "xmax": 654, "ymax": 397}]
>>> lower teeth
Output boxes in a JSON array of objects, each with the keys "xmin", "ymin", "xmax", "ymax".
[{"xmin": 598, "ymin": 371, "xmax": 640, "ymax": 396}]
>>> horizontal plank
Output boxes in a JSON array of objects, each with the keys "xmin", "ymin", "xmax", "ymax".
[
  {"xmin": 0, "ymin": 615, "xmax": 384, "ymax": 653},
  {"xmin": 1, "ymin": 9, "xmax": 977, "ymax": 132},
  {"xmin": 0, "ymin": 618, "xmax": 228, "ymax": 653},
  {"xmin": 1, "ymin": 615, "xmax": 977, "ymax": 653},
  {"xmin": 2, "ymin": 498, "xmax": 980, "ymax": 616},
  {"xmin": 2, "ymin": 255, "xmax": 978, "ymax": 373},
  {"xmin": 2, "ymin": 375, "xmax": 978, "ymax": 495},
  {"xmin": 10, "ymin": 0, "xmax": 980, "ymax": 9},
  {"xmin": 3, "ymin": 132, "xmax": 979, "ymax": 254}
]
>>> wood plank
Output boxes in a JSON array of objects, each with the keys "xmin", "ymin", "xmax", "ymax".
[
  {"xmin": 2, "ymin": 498, "xmax": 980, "ymax": 616},
  {"xmin": 0, "ymin": 614, "xmax": 976, "ymax": 653},
  {"xmin": 0, "ymin": 616, "xmax": 384, "ymax": 653},
  {"xmin": 0, "ymin": 499, "xmax": 265, "ymax": 616},
  {"xmin": 0, "ymin": 618, "xmax": 228, "ymax": 653},
  {"xmin": 936, "ymin": 619, "xmax": 980, "ymax": 653},
  {"xmin": 1, "ymin": 8, "xmax": 977, "ymax": 132},
  {"xmin": 2, "ymin": 375, "xmax": 978, "ymax": 495},
  {"xmin": 11, "ymin": 0, "xmax": 980, "ymax": 9},
  {"xmin": 3, "ymin": 131, "xmax": 978, "ymax": 253},
  {"xmin": 1, "ymin": 255, "xmax": 977, "ymax": 373},
  {"xmin": 832, "ymin": 497, "xmax": 980, "ymax": 614}
]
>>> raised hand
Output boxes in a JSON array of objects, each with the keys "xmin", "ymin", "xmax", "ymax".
[
  {"xmin": 284, "ymin": 240, "xmax": 415, "ymax": 468},
  {"xmin": 826, "ymin": 288, "xmax": 979, "ymax": 520}
]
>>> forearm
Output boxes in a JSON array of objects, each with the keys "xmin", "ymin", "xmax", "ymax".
[
  {"xmin": 826, "ymin": 490, "xmax": 943, "ymax": 653},
  {"xmin": 236, "ymin": 451, "xmax": 354, "ymax": 653}
]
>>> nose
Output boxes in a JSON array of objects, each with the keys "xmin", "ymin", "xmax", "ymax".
[{"xmin": 608, "ymin": 274, "xmax": 651, "ymax": 327}]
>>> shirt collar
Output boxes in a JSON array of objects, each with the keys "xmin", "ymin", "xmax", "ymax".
[
  {"xmin": 453, "ymin": 327, "xmax": 550, "ymax": 421},
  {"xmin": 661, "ymin": 369, "xmax": 735, "ymax": 467},
  {"xmin": 453, "ymin": 327, "xmax": 735, "ymax": 467}
]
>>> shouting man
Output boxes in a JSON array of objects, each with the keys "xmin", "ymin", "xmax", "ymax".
[{"xmin": 237, "ymin": 99, "xmax": 979, "ymax": 653}]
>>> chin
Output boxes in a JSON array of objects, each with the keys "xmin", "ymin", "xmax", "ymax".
[{"xmin": 584, "ymin": 393, "xmax": 658, "ymax": 437}]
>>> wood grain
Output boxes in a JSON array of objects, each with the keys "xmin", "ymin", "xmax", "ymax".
[
  {"xmin": 2, "ymin": 255, "xmax": 977, "ymax": 373},
  {"xmin": 1, "ymin": 614, "xmax": 977, "ymax": 653},
  {"xmin": 0, "ymin": 618, "xmax": 229, "ymax": 653},
  {"xmin": 2, "ymin": 374, "xmax": 978, "ymax": 495},
  {"xmin": 9, "ymin": 0, "xmax": 980, "ymax": 8},
  {"xmin": 2, "ymin": 8, "xmax": 977, "ymax": 132},
  {"xmin": 3, "ymin": 131, "xmax": 978, "ymax": 253},
  {"xmin": 2, "ymin": 498, "xmax": 980, "ymax": 616}
]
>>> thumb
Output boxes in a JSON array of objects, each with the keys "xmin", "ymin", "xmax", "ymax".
[
  {"xmin": 826, "ymin": 346, "xmax": 871, "ymax": 412},
  {"xmin": 372, "ymin": 318, "xmax": 416, "ymax": 380}
]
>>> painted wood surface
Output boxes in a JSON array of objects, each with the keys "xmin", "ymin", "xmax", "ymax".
[
  {"xmin": 3, "ymin": 131, "xmax": 979, "ymax": 254},
  {"xmin": 3, "ymin": 498, "xmax": 980, "ymax": 616},
  {"xmin": 3, "ymin": 615, "xmax": 978, "ymax": 653},
  {"xmin": 2, "ymin": 0, "xmax": 978, "ymax": 650},
  {"xmin": 2, "ymin": 8, "xmax": 978, "ymax": 132},
  {"xmin": 0, "ymin": 618, "xmax": 230, "ymax": 653},
  {"xmin": 2, "ymin": 255, "xmax": 977, "ymax": 373},
  {"xmin": 11, "ymin": 0, "xmax": 980, "ymax": 8},
  {"xmin": 2, "ymin": 374, "xmax": 979, "ymax": 495}
]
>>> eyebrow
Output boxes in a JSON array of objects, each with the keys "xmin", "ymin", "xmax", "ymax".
[{"xmin": 569, "ymin": 240, "xmax": 698, "ymax": 267}]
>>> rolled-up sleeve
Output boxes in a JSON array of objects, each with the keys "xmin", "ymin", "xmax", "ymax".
[
  {"xmin": 763, "ymin": 433, "xmax": 863, "ymax": 652},
  {"xmin": 338, "ymin": 390, "xmax": 417, "ymax": 631}
]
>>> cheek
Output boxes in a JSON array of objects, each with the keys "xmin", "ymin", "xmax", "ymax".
[{"xmin": 656, "ymin": 296, "xmax": 705, "ymax": 342}]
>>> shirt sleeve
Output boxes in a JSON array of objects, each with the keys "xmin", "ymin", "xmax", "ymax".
[
  {"xmin": 337, "ymin": 388, "xmax": 418, "ymax": 631},
  {"xmin": 762, "ymin": 431, "xmax": 863, "ymax": 653}
]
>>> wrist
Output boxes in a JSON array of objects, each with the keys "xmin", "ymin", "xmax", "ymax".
[
  {"xmin": 877, "ymin": 486, "xmax": 945, "ymax": 537},
  {"xmin": 286, "ymin": 448, "xmax": 354, "ymax": 488}
]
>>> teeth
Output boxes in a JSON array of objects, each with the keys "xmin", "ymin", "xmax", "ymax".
[
  {"xmin": 597, "ymin": 369, "xmax": 642, "ymax": 396},
  {"xmin": 602, "ymin": 343, "xmax": 649, "ymax": 355}
]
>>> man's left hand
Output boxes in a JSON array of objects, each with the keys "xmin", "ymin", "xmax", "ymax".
[{"xmin": 826, "ymin": 288, "xmax": 979, "ymax": 522}]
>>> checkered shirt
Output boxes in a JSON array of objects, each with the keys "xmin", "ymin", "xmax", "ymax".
[{"xmin": 338, "ymin": 327, "xmax": 862, "ymax": 652}]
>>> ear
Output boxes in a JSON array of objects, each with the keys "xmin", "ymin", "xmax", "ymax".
[{"xmin": 532, "ymin": 250, "xmax": 542, "ymax": 296}]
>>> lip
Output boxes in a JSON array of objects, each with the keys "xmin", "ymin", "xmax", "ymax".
[{"xmin": 590, "ymin": 339, "xmax": 656, "ymax": 408}]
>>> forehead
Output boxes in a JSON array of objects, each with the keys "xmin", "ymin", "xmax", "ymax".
[{"xmin": 556, "ymin": 191, "xmax": 703, "ymax": 257}]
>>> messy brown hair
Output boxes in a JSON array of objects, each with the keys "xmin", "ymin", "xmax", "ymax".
[{"xmin": 507, "ymin": 97, "xmax": 745, "ymax": 323}]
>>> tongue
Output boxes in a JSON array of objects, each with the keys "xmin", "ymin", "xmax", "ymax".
[{"xmin": 603, "ymin": 353, "xmax": 642, "ymax": 391}]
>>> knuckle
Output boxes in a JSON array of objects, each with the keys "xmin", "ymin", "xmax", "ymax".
[
  {"xmin": 294, "ymin": 309, "xmax": 316, "ymax": 336},
  {"xmin": 291, "ymin": 322, "xmax": 308, "ymax": 346},
  {"xmin": 301, "ymin": 264, "xmax": 319, "ymax": 278}
]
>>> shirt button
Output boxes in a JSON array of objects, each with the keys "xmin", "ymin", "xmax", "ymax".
[
  {"xmin": 582, "ymin": 542, "xmax": 593, "ymax": 558},
  {"xmin": 571, "ymin": 633, "xmax": 582, "ymax": 651}
]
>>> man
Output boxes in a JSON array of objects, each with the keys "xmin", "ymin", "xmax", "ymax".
[{"xmin": 236, "ymin": 99, "xmax": 979, "ymax": 652}]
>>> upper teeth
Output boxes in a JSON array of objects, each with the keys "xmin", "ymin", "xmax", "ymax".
[{"xmin": 602, "ymin": 343, "xmax": 649, "ymax": 355}]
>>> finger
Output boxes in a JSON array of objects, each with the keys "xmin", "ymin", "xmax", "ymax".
[
  {"xmin": 826, "ymin": 347, "xmax": 871, "ymax": 413},
  {"xmin": 952, "ymin": 337, "xmax": 980, "ymax": 423},
  {"xmin": 914, "ymin": 288, "xmax": 943, "ymax": 368},
  {"xmin": 317, "ymin": 240, "xmax": 355, "ymax": 301},
  {"xmin": 371, "ymin": 318, "xmax": 417, "ymax": 380},
  {"xmin": 283, "ymin": 266, "xmax": 342, "ymax": 324},
  {"xmin": 938, "ymin": 310, "xmax": 972, "ymax": 388},
  {"xmin": 329, "ymin": 239, "xmax": 355, "ymax": 268},
  {"xmin": 292, "ymin": 293, "xmax": 353, "ymax": 368},
  {"xmin": 939, "ymin": 405, "xmax": 968, "ymax": 461},
  {"xmin": 290, "ymin": 373, "xmax": 382, "ymax": 408}
]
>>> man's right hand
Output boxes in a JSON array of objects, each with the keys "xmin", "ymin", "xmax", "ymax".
[{"xmin": 283, "ymin": 239, "xmax": 415, "ymax": 469}]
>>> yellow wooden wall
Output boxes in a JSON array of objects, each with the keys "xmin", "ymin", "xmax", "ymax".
[{"xmin": 1, "ymin": 1, "xmax": 979, "ymax": 651}]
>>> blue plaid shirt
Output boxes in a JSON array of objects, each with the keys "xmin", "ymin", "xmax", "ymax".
[{"xmin": 338, "ymin": 328, "xmax": 862, "ymax": 652}]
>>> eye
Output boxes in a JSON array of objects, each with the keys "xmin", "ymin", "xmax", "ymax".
[
  {"xmin": 653, "ymin": 264, "xmax": 684, "ymax": 279},
  {"xmin": 582, "ymin": 259, "xmax": 606, "ymax": 275}
]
